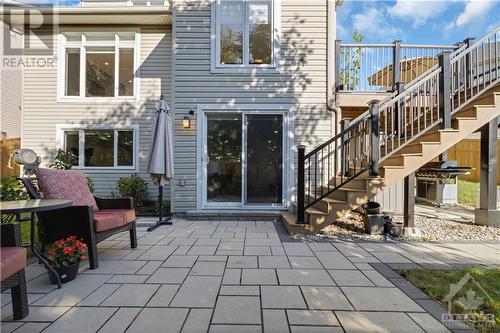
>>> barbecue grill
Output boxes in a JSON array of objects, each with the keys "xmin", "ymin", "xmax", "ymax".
[{"xmin": 415, "ymin": 160, "xmax": 471, "ymax": 205}]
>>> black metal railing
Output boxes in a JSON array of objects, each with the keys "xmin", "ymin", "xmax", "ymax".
[{"xmin": 296, "ymin": 26, "xmax": 500, "ymax": 224}]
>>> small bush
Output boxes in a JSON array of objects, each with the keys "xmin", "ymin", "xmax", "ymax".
[
  {"xmin": 0, "ymin": 177, "xmax": 28, "ymax": 201},
  {"xmin": 117, "ymin": 174, "xmax": 149, "ymax": 208}
]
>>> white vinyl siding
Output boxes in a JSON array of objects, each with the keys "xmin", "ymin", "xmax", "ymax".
[
  {"xmin": 173, "ymin": 0, "xmax": 332, "ymax": 212},
  {"xmin": 21, "ymin": 27, "xmax": 172, "ymax": 197}
]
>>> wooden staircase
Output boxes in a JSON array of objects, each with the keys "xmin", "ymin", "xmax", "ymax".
[{"xmin": 283, "ymin": 27, "xmax": 500, "ymax": 234}]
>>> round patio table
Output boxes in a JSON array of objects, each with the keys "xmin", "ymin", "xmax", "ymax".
[{"xmin": 0, "ymin": 199, "xmax": 73, "ymax": 289}]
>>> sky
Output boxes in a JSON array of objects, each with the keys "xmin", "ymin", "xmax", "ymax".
[
  {"xmin": 337, "ymin": 0, "xmax": 499, "ymax": 45},
  {"xmin": 15, "ymin": 0, "xmax": 500, "ymax": 45}
]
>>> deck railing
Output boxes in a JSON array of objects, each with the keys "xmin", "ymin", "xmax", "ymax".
[{"xmin": 335, "ymin": 41, "xmax": 457, "ymax": 92}]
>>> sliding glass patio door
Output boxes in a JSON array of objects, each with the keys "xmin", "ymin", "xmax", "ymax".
[{"xmin": 204, "ymin": 112, "xmax": 284, "ymax": 208}]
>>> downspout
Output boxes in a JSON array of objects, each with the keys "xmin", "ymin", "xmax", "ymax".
[{"xmin": 327, "ymin": 0, "xmax": 342, "ymax": 136}]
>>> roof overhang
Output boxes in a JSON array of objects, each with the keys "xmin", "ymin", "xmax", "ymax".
[{"xmin": 1, "ymin": 5, "xmax": 172, "ymax": 26}]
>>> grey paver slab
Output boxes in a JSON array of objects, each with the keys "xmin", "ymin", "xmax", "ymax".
[
  {"xmin": 98, "ymin": 307, "xmax": 142, "ymax": 333},
  {"xmin": 108, "ymin": 274, "xmax": 148, "ymax": 283},
  {"xmin": 290, "ymin": 326, "xmax": 343, "ymax": 333},
  {"xmin": 244, "ymin": 246, "xmax": 272, "ymax": 256},
  {"xmin": 287, "ymin": 309, "xmax": 339, "ymax": 326},
  {"xmin": 190, "ymin": 261, "xmax": 226, "ymax": 276},
  {"xmin": 136, "ymin": 261, "xmax": 163, "ymax": 275},
  {"xmin": 78, "ymin": 283, "xmax": 121, "ymax": 306},
  {"xmin": 146, "ymin": 284, "xmax": 180, "ymax": 307},
  {"xmin": 8, "ymin": 306, "xmax": 71, "ymax": 322},
  {"xmin": 301, "ymin": 286, "xmax": 353, "ymax": 310},
  {"xmin": 328, "ymin": 270, "xmax": 374, "ymax": 286},
  {"xmin": 336, "ymin": 311, "xmax": 426, "ymax": 332},
  {"xmin": 42, "ymin": 307, "xmax": 117, "ymax": 333},
  {"xmin": 8, "ymin": 322, "xmax": 48, "ymax": 333},
  {"xmin": 308, "ymin": 243, "xmax": 337, "ymax": 252},
  {"xmin": 227, "ymin": 256, "xmax": 258, "ymax": 268},
  {"xmin": 222, "ymin": 268, "xmax": 241, "ymax": 285},
  {"xmin": 198, "ymin": 255, "xmax": 228, "ymax": 262},
  {"xmin": 341, "ymin": 287, "xmax": 423, "ymax": 312},
  {"xmin": 170, "ymin": 276, "xmax": 222, "ymax": 308},
  {"xmin": 289, "ymin": 256, "xmax": 323, "ymax": 269},
  {"xmin": 263, "ymin": 309, "xmax": 289, "ymax": 333},
  {"xmin": 0, "ymin": 322, "xmax": 23, "ymax": 333},
  {"xmin": 127, "ymin": 308, "xmax": 189, "ymax": 333},
  {"xmin": 146, "ymin": 268, "xmax": 190, "ymax": 284},
  {"xmin": 182, "ymin": 309, "xmax": 213, "ymax": 333},
  {"xmin": 162, "ymin": 255, "xmax": 198, "ymax": 267},
  {"xmin": 283, "ymin": 243, "xmax": 314, "ymax": 256},
  {"xmin": 362, "ymin": 269, "xmax": 393, "ymax": 287},
  {"xmin": 188, "ymin": 246, "xmax": 218, "ymax": 255},
  {"xmin": 261, "ymin": 286, "xmax": 307, "ymax": 309},
  {"xmin": 371, "ymin": 251, "xmax": 413, "ymax": 263},
  {"xmin": 315, "ymin": 252, "xmax": 356, "ymax": 269},
  {"xmin": 101, "ymin": 284, "xmax": 160, "ymax": 307},
  {"xmin": 137, "ymin": 246, "xmax": 177, "ymax": 260},
  {"xmin": 82, "ymin": 260, "xmax": 146, "ymax": 275},
  {"xmin": 258, "ymin": 256, "xmax": 290, "ymax": 269},
  {"xmin": 219, "ymin": 286, "xmax": 260, "ymax": 296},
  {"xmin": 212, "ymin": 296, "xmax": 261, "ymax": 324},
  {"xmin": 209, "ymin": 325, "xmax": 261, "ymax": 333},
  {"xmin": 277, "ymin": 269, "xmax": 334, "ymax": 286},
  {"xmin": 407, "ymin": 312, "xmax": 451, "ymax": 333},
  {"xmin": 241, "ymin": 269, "xmax": 278, "ymax": 285}
]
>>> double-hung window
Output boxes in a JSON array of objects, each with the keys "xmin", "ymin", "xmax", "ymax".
[
  {"xmin": 58, "ymin": 126, "xmax": 138, "ymax": 170},
  {"xmin": 212, "ymin": 0, "xmax": 279, "ymax": 72},
  {"xmin": 60, "ymin": 31, "xmax": 138, "ymax": 99}
]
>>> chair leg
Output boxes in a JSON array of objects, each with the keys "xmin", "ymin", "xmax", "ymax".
[
  {"xmin": 129, "ymin": 222, "xmax": 137, "ymax": 249},
  {"xmin": 11, "ymin": 270, "xmax": 29, "ymax": 320},
  {"xmin": 87, "ymin": 241, "xmax": 99, "ymax": 269}
]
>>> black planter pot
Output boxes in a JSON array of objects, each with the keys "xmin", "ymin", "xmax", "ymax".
[
  {"xmin": 385, "ymin": 221, "xmax": 404, "ymax": 237},
  {"xmin": 47, "ymin": 262, "xmax": 80, "ymax": 285}
]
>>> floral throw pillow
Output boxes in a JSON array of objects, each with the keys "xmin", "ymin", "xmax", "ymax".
[{"xmin": 35, "ymin": 168, "xmax": 99, "ymax": 211}]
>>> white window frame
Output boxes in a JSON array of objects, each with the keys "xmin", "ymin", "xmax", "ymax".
[
  {"xmin": 57, "ymin": 28, "xmax": 141, "ymax": 103},
  {"xmin": 56, "ymin": 124, "xmax": 139, "ymax": 172},
  {"xmin": 211, "ymin": 0, "xmax": 281, "ymax": 74}
]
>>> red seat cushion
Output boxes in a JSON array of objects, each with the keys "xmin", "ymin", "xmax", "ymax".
[
  {"xmin": 35, "ymin": 168, "xmax": 99, "ymax": 211},
  {"xmin": 93, "ymin": 209, "xmax": 136, "ymax": 232},
  {"xmin": 0, "ymin": 247, "xmax": 27, "ymax": 281}
]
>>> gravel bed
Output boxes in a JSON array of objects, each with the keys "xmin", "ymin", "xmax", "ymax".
[{"xmin": 294, "ymin": 211, "xmax": 500, "ymax": 242}]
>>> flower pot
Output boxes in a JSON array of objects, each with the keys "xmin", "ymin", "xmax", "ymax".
[
  {"xmin": 362, "ymin": 201, "xmax": 381, "ymax": 215},
  {"xmin": 47, "ymin": 262, "xmax": 80, "ymax": 285},
  {"xmin": 363, "ymin": 213, "xmax": 386, "ymax": 235},
  {"xmin": 385, "ymin": 221, "xmax": 403, "ymax": 237}
]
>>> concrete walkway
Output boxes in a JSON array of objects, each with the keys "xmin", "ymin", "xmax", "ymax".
[{"xmin": 1, "ymin": 219, "xmax": 498, "ymax": 333}]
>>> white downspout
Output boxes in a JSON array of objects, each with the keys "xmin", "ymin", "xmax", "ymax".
[{"xmin": 327, "ymin": 0, "xmax": 342, "ymax": 136}]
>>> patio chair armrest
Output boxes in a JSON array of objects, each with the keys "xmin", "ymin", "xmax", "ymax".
[
  {"xmin": 94, "ymin": 197, "xmax": 134, "ymax": 210},
  {"xmin": 1, "ymin": 223, "xmax": 22, "ymax": 247},
  {"xmin": 37, "ymin": 206, "xmax": 95, "ymax": 244}
]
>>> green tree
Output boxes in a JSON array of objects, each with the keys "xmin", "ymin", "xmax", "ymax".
[{"xmin": 340, "ymin": 30, "xmax": 364, "ymax": 90}]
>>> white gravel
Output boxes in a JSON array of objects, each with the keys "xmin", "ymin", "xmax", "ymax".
[{"xmin": 297, "ymin": 209, "xmax": 500, "ymax": 242}]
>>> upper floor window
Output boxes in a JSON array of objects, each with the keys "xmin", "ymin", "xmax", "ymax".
[
  {"xmin": 60, "ymin": 31, "xmax": 138, "ymax": 99},
  {"xmin": 212, "ymin": 0, "xmax": 280, "ymax": 72}
]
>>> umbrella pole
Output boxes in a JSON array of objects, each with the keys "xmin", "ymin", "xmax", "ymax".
[{"xmin": 147, "ymin": 185, "xmax": 172, "ymax": 231}]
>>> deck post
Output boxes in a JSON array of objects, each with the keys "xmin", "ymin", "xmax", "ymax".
[
  {"xmin": 340, "ymin": 118, "xmax": 350, "ymax": 177},
  {"xmin": 392, "ymin": 40, "xmax": 401, "ymax": 90},
  {"xmin": 369, "ymin": 100, "xmax": 380, "ymax": 177},
  {"xmin": 335, "ymin": 40, "xmax": 341, "ymax": 91},
  {"xmin": 297, "ymin": 145, "xmax": 306, "ymax": 224},
  {"xmin": 403, "ymin": 172, "xmax": 415, "ymax": 228},
  {"xmin": 395, "ymin": 81, "xmax": 405, "ymax": 137},
  {"xmin": 438, "ymin": 51, "xmax": 452, "ymax": 129},
  {"xmin": 475, "ymin": 117, "xmax": 499, "ymax": 226}
]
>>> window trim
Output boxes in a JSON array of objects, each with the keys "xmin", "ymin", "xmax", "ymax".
[
  {"xmin": 210, "ymin": 0, "xmax": 281, "ymax": 74},
  {"xmin": 57, "ymin": 28, "xmax": 141, "ymax": 103},
  {"xmin": 56, "ymin": 124, "xmax": 139, "ymax": 172}
]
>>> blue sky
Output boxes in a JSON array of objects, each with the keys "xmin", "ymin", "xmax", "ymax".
[{"xmin": 337, "ymin": 0, "xmax": 499, "ymax": 45}]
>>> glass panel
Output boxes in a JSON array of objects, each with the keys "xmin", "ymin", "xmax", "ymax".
[
  {"xmin": 117, "ymin": 32, "xmax": 135, "ymax": 43},
  {"xmin": 86, "ymin": 49, "xmax": 115, "ymax": 97},
  {"xmin": 207, "ymin": 114, "xmax": 242, "ymax": 202},
  {"xmin": 64, "ymin": 131, "xmax": 80, "ymax": 166},
  {"xmin": 84, "ymin": 32, "xmax": 115, "ymax": 43},
  {"xmin": 118, "ymin": 48, "xmax": 134, "ymax": 96},
  {"xmin": 84, "ymin": 130, "xmax": 114, "ymax": 167},
  {"xmin": 220, "ymin": 2, "xmax": 244, "ymax": 64},
  {"xmin": 63, "ymin": 32, "xmax": 82, "ymax": 44},
  {"xmin": 117, "ymin": 130, "xmax": 134, "ymax": 166},
  {"xmin": 65, "ymin": 49, "xmax": 80, "ymax": 96},
  {"xmin": 246, "ymin": 114, "xmax": 282, "ymax": 204},
  {"xmin": 249, "ymin": 1, "xmax": 272, "ymax": 65}
]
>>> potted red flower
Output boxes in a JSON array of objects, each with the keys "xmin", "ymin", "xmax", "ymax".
[{"xmin": 45, "ymin": 236, "xmax": 87, "ymax": 284}]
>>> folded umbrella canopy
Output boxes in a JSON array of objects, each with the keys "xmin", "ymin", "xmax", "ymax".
[{"xmin": 147, "ymin": 95, "xmax": 173, "ymax": 231}]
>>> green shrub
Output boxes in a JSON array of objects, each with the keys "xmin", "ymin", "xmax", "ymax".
[
  {"xmin": 50, "ymin": 150, "xmax": 94, "ymax": 193},
  {"xmin": 117, "ymin": 174, "xmax": 149, "ymax": 208},
  {"xmin": 0, "ymin": 177, "xmax": 28, "ymax": 201}
]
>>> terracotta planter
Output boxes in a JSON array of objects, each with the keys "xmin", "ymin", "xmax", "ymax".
[{"xmin": 47, "ymin": 262, "xmax": 80, "ymax": 284}]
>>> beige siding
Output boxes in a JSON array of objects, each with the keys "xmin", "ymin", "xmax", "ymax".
[
  {"xmin": 21, "ymin": 26, "xmax": 172, "ymax": 197},
  {"xmin": 173, "ymin": 0, "xmax": 332, "ymax": 212}
]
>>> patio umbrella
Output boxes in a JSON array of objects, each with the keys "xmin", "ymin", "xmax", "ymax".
[
  {"xmin": 147, "ymin": 95, "xmax": 173, "ymax": 231},
  {"xmin": 368, "ymin": 56, "xmax": 437, "ymax": 87}
]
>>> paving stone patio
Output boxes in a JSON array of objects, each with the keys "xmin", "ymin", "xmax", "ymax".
[{"xmin": 1, "ymin": 218, "xmax": 499, "ymax": 333}]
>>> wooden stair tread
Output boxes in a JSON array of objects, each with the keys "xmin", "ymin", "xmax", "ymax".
[{"xmin": 305, "ymin": 207, "xmax": 329, "ymax": 215}]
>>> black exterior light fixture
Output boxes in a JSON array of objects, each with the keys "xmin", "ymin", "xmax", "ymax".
[{"xmin": 183, "ymin": 109, "xmax": 195, "ymax": 129}]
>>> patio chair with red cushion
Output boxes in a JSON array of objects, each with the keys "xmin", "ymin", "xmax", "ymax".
[
  {"xmin": 1, "ymin": 223, "xmax": 29, "ymax": 320},
  {"xmin": 20, "ymin": 168, "xmax": 137, "ymax": 270}
]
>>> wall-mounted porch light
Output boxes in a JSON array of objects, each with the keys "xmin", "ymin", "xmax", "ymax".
[{"xmin": 183, "ymin": 109, "xmax": 195, "ymax": 129}]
